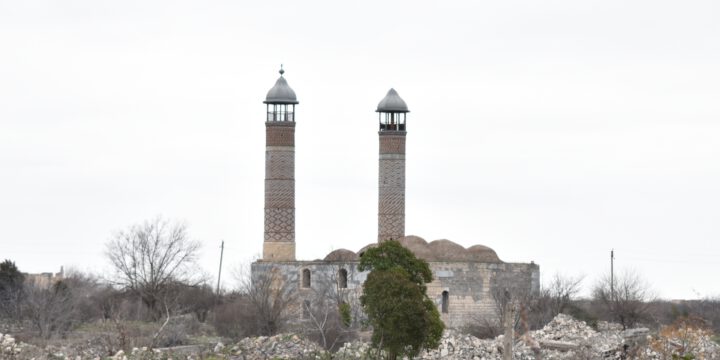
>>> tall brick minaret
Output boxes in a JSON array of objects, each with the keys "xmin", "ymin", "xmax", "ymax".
[
  {"xmin": 376, "ymin": 88, "xmax": 409, "ymax": 242},
  {"xmin": 262, "ymin": 67, "xmax": 298, "ymax": 261}
]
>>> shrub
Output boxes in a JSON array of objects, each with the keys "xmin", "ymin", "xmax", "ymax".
[{"xmin": 212, "ymin": 295, "xmax": 259, "ymax": 339}]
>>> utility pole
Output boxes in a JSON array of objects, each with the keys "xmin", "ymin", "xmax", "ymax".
[
  {"xmin": 610, "ymin": 249, "xmax": 615, "ymax": 301},
  {"xmin": 216, "ymin": 240, "xmax": 224, "ymax": 295}
]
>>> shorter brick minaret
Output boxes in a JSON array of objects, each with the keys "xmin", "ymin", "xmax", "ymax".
[
  {"xmin": 376, "ymin": 88, "xmax": 409, "ymax": 242},
  {"xmin": 262, "ymin": 67, "xmax": 298, "ymax": 261}
]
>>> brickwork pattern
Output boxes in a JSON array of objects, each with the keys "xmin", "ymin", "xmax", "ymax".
[
  {"xmin": 265, "ymin": 151, "xmax": 294, "ymax": 179},
  {"xmin": 378, "ymin": 132, "xmax": 406, "ymax": 154},
  {"xmin": 378, "ymin": 214, "xmax": 405, "ymax": 241},
  {"xmin": 378, "ymin": 190, "xmax": 404, "ymax": 214},
  {"xmin": 264, "ymin": 208, "xmax": 295, "ymax": 242},
  {"xmin": 264, "ymin": 180, "xmax": 294, "ymax": 208},
  {"xmin": 266, "ymin": 123, "xmax": 295, "ymax": 147},
  {"xmin": 378, "ymin": 134, "xmax": 406, "ymax": 242},
  {"xmin": 264, "ymin": 125, "xmax": 295, "ymax": 259}
]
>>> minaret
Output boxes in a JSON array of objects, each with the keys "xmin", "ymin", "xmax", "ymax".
[
  {"xmin": 262, "ymin": 67, "xmax": 298, "ymax": 261},
  {"xmin": 376, "ymin": 88, "xmax": 409, "ymax": 242}
]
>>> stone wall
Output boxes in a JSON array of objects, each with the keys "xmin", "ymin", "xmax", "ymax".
[
  {"xmin": 251, "ymin": 259, "xmax": 538, "ymax": 328},
  {"xmin": 428, "ymin": 261, "xmax": 539, "ymax": 327}
]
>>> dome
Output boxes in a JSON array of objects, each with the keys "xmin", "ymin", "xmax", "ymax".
[
  {"xmin": 324, "ymin": 249, "xmax": 359, "ymax": 261},
  {"xmin": 398, "ymin": 236, "xmax": 434, "ymax": 260},
  {"xmin": 264, "ymin": 68, "xmax": 299, "ymax": 105},
  {"xmin": 376, "ymin": 88, "xmax": 409, "ymax": 113},
  {"xmin": 357, "ymin": 236, "xmax": 503, "ymax": 263},
  {"xmin": 467, "ymin": 245, "xmax": 501, "ymax": 262},
  {"xmin": 428, "ymin": 239, "xmax": 470, "ymax": 261}
]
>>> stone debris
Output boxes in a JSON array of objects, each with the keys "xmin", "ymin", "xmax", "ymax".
[
  {"xmin": 336, "ymin": 314, "xmax": 720, "ymax": 360},
  {"xmin": 1, "ymin": 314, "xmax": 719, "ymax": 359},
  {"xmin": 1, "ymin": 333, "xmax": 23, "ymax": 357},
  {"xmin": 231, "ymin": 333, "xmax": 328, "ymax": 359}
]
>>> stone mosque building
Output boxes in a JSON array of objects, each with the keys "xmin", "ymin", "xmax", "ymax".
[{"xmin": 251, "ymin": 68, "xmax": 539, "ymax": 327}]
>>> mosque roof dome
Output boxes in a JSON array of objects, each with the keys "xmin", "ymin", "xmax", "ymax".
[
  {"xmin": 323, "ymin": 249, "xmax": 359, "ymax": 261},
  {"xmin": 376, "ymin": 88, "xmax": 409, "ymax": 113},
  {"xmin": 264, "ymin": 67, "xmax": 298, "ymax": 104},
  {"xmin": 330, "ymin": 236, "xmax": 502, "ymax": 263}
]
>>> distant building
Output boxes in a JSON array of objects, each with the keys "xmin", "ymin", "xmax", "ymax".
[
  {"xmin": 252, "ymin": 68, "xmax": 539, "ymax": 328},
  {"xmin": 24, "ymin": 266, "xmax": 64, "ymax": 288}
]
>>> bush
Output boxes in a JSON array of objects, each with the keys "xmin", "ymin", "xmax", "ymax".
[
  {"xmin": 687, "ymin": 297, "xmax": 720, "ymax": 334},
  {"xmin": 155, "ymin": 315, "xmax": 198, "ymax": 347},
  {"xmin": 212, "ymin": 295, "xmax": 260, "ymax": 339},
  {"xmin": 463, "ymin": 317, "xmax": 502, "ymax": 339},
  {"xmin": 23, "ymin": 271, "xmax": 104, "ymax": 339},
  {"xmin": 175, "ymin": 284, "xmax": 216, "ymax": 323},
  {"xmin": 650, "ymin": 316, "xmax": 716, "ymax": 359},
  {"xmin": 0, "ymin": 260, "xmax": 25, "ymax": 320}
]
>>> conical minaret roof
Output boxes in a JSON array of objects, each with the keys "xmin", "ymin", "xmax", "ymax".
[
  {"xmin": 376, "ymin": 88, "xmax": 409, "ymax": 113},
  {"xmin": 264, "ymin": 66, "xmax": 299, "ymax": 104}
]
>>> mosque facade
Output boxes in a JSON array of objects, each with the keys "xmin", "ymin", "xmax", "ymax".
[{"xmin": 251, "ymin": 68, "xmax": 539, "ymax": 328}]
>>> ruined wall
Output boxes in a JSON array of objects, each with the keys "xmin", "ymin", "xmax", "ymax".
[
  {"xmin": 427, "ymin": 261, "xmax": 539, "ymax": 327},
  {"xmin": 251, "ymin": 260, "xmax": 538, "ymax": 329}
]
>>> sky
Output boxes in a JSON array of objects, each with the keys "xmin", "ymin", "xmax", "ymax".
[{"xmin": 1, "ymin": 0, "xmax": 719, "ymax": 299}]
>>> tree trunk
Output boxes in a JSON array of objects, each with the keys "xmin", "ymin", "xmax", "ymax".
[{"xmin": 503, "ymin": 290, "xmax": 514, "ymax": 360}]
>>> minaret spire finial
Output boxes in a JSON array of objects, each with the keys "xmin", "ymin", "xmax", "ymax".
[{"xmin": 279, "ymin": 64, "xmax": 285, "ymax": 76}]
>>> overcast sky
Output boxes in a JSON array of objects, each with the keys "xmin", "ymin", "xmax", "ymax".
[{"xmin": 1, "ymin": 0, "xmax": 719, "ymax": 299}]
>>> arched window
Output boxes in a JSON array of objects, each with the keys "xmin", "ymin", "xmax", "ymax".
[
  {"xmin": 338, "ymin": 269, "xmax": 348, "ymax": 289},
  {"xmin": 441, "ymin": 291, "xmax": 449, "ymax": 313},
  {"xmin": 302, "ymin": 269, "xmax": 311, "ymax": 288}
]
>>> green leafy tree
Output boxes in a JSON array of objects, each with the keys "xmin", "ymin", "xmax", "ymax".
[{"xmin": 359, "ymin": 240, "xmax": 444, "ymax": 359}]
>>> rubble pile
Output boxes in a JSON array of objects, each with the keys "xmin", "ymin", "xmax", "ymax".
[
  {"xmin": 1, "ymin": 333, "xmax": 24, "ymax": 357},
  {"xmin": 532, "ymin": 313, "xmax": 625, "ymax": 358},
  {"xmin": 336, "ymin": 314, "xmax": 720, "ymax": 359},
  {"xmin": 2, "ymin": 314, "xmax": 720, "ymax": 359},
  {"xmin": 230, "ymin": 333, "xmax": 328, "ymax": 359},
  {"xmin": 687, "ymin": 332, "xmax": 720, "ymax": 356},
  {"xmin": 534, "ymin": 313, "xmax": 597, "ymax": 342},
  {"xmin": 336, "ymin": 331, "xmax": 508, "ymax": 360}
]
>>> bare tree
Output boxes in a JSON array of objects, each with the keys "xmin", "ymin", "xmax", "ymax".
[
  {"xmin": 466, "ymin": 273, "xmax": 531, "ymax": 339},
  {"xmin": 23, "ymin": 270, "xmax": 102, "ymax": 339},
  {"xmin": 175, "ymin": 283, "xmax": 215, "ymax": 322},
  {"xmin": 301, "ymin": 265, "xmax": 359, "ymax": 350},
  {"xmin": 542, "ymin": 273, "xmax": 584, "ymax": 316},
  {"xmin": 528, "ymin": 273, "xmax": 585, "ymax": 328},
  {"xmin": 592, "ymin": 270, "xmax": 655, "ymax": 329},
  {"xmin": 687, "ymin": 296, "xmax": 720, "ymax": 333},
  {"xmin": 24, "ymin": 281, "xmax": 75, "ymax": 338},
  {"xmin": 470, "ymin": 272, "xmax": 581, "ymax": 338},
  {"xmin": 243, "ymin": 266, "xmax": 298, "ymax": 336},
  {"xmin": 490, "ymin": 271, "xmax": 534, "ymax": 331},
  {"xmin": 105, "ymin": 217, "xmax": 202, "ymax": 320}
]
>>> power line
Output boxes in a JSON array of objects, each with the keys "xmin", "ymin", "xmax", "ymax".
[{"xmin": 621, "ymin": 256, "xmax": 720, "ymax": 265}]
